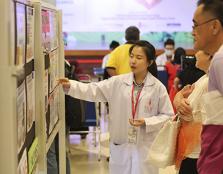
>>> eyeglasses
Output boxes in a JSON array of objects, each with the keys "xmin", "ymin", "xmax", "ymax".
[{"xmin": 192, "ymin": 18, "xmax": 217, "ymax": 30}]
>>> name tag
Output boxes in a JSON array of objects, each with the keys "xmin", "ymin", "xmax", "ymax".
[{"xmin": 128, "ymin": 126, "xmax": 137, "ymax": 144}]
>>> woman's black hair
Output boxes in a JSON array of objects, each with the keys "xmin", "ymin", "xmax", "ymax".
[
  {"xmin": 129, "ymin": 40, "xmax": 157, "ymax": 77},
  {"xmin": 174, "ymin": 47, "xmax": 186, "ymax": 65}
]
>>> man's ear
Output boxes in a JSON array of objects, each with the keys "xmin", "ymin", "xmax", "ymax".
[{"xmin": 212, "ymin": 20, "xmax": 222, "ymax": 35}]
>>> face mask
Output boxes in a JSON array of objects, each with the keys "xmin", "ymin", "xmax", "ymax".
[{"xmin": 165, "ymin": 49, "xmax": 173, "ymax": 57}]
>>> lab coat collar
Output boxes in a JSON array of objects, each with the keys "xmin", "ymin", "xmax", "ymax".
[{"xmin": 123, "ymin": 72, "xmax": 155, "ymax": 87}]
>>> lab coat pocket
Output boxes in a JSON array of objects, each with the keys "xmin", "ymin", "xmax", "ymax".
[{"xmin": 110, "ymin": 143, "xmax": 129, "ymax": 165}]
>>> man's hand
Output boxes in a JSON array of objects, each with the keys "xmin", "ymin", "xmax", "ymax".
[
  {"xmin": 176, "ymin": 98, "xmax": 193, "ymax": 121},
  {"xmin": 129, "ymin": 118, "xmax": 145, "ymax": 127},
  {"xmin": 181, "ymin": 84, "xmax": 195, "ymax": 98}
]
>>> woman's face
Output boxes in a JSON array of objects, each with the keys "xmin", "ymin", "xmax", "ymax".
[
  {"xmin": 195, "ymin": 50, "xmax": 211, "ymax": 72},
  {"xmin": 129, "ymin": 46, "xmax": 150, "ymax": 75}
]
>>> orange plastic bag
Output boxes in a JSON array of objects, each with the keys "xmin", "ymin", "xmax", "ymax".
[{"xmin": 175, "ymin": 121, "xmax": 202, "ymax": 169}]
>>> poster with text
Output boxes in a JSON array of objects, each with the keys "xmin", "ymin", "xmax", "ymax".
[
  {"xmin": 17, "ymin": 81, "xmax": 27, "ymax": 153},
  {"xmin": 54, "ymin": 91, "xmax": 59, "ymax": 126},
  {"xmin": 49, "ymin": 90, "xmax": 59, "ymax": 133},
  {"xmin": 45, "ymin": 70, "xmax": 49, "ymax": 113},
  {"xmin": 57, "ymin": 0, "xmax": 196, "ymax": 32},
  {"xmin": 50, "ymin": 11, "xmax": 58, "ymax": 49},
  {"xmin": 26, "ymin": 6, "xmax": 35, "ymax": 62},
  {"xmin": 17, "ymin": 149, "xmax": 28, "ymax": 174},
  {"xmin": 15, "ymin": 3, "xmax": 26, "ymax": 65},
  {"xmin": 26, "ymin": 72, "xmax": 35, "ymax": 132},
  {"xmin": 42, "ymin": 9, "xmax": 51, "ymax": 51},
  {"xmin": 49, "ymin": 51, "xmax": 58, "ymax": 92},
  {"xmin": 28, "ymin": 138, "xmax": 38, "ymax": 174},
  {"xmin": 49, "ymin": 92, "xmax": 55, "ymax": 134},
  {"xmin": 53, "ymin": 49, "xmax": 59, "ymax": 83},
  {"xmin": 56, "ymin": 0, "xmax": 195, "ymax": 50}
]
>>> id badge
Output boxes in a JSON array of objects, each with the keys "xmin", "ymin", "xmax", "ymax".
[{"xmin": 128, "ymin": 126, "xmax": 137, "ymax": 144}]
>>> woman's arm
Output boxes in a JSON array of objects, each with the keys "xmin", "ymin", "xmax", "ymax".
[{"xmin": 58, "ymin": 78, "xmax": 112, "ymax": 102}]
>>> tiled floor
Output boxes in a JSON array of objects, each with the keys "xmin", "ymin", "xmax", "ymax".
[
  {"xmin": 68, "ymin": 104, "xmax": 177, "ymax": 174},
  {"xmin": 68, "ymin": 134, "xmax": 176, "ymax": 174}
]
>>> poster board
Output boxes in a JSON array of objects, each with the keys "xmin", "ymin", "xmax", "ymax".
[
  {"xmin": 42, "ymin": 8, "xmax": 60, "ymax": 136},
  {"xmin": 0, "ymin": 1, "xmax": 65, "ymax": 173}
]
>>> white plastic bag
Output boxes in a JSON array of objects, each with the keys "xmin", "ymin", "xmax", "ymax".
[{"xmin": 147, "ymin": 116, "xmax": 180, "ymax": 168}]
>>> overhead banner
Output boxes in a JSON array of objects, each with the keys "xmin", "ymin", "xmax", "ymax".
[{"xmin": 57, "ymin": 0, "xmax": 196, "ymax": 32}]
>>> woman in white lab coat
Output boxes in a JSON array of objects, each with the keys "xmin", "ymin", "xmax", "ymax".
[{"xmin": 59, "ymin": 40, "xmax": 174, "ymax": 174}]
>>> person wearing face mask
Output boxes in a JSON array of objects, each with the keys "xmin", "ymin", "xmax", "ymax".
[{"xmin": 156, "ymin": 38, "xmax": 175, "ymax": 71}]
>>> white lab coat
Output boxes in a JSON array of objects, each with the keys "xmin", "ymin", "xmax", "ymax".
[{"xmin": 67, "ymin": 72, "xmax": 174, "ymax": 174}]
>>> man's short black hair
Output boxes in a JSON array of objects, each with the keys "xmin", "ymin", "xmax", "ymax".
[
  {"xmin": 125, "ymin": 26, "xmax": 140, "ymax": 42},
  {"xmin": 164, "ymin": 38, "xmax": 175, "ymax": 47},
  {"xmin": 197, "ymin": 0, "xmax": 223, "ymax": 26},
  {"xmin": 109, "ymin": 40, "xmax": 120, "ymax": 50}
]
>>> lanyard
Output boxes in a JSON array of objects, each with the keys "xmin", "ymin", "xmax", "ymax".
[{"xmin": 131, "ymin": 84, "xmax": 143, "ymax": 120}]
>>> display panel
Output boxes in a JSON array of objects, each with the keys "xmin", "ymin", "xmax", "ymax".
[{"xmin": 56, "ymin": 0, "xmax": 196, "ymax": 49}]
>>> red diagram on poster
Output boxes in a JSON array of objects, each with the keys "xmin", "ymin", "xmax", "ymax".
[{"xmin": 42, "ymin": 10, "xmax": 50, "ymax": 33}]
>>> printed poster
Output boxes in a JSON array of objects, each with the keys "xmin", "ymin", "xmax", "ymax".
[
  {"xmin": 54, "ymin": 49, "xmax": 59, "ymax": 81},
  {"xmin": 17, "ymin": 81, "xmax": 27, "ymax": 153},
  {"xmin": 50, "ymin": 11, "xmax": 58, "ymax": 49},
  {"xmin": 49, "ymin": 90, "xmax": 59, "ymax": 134},
  {"xmin": 16, "ymin": 3, "xmax": 26, "ymax": 65},
  {"xmin": 54, "ymin": 91, "xmax": 59, "ymax": 126},
  {"xmin": 49, "ymin": 51, "xmax": 57, "ymax": 92},
  {"xmin": 28, "ymin": 138, "xmax": 38, "ymax": 174},
  {"xmin": 26, "ymin": 72, "xmax": 35, "ymax": 132},
  {"xmin": 42, "ymin": 9, "xmax": 51, "ymax": 51},
  {"xmin": 45, "ymin": 70, "xmax": 49, "ymax": 113},
  {"xmin": 49, "ymin": 92, "xmax": 55, "ymax": 134},
  {"xmin": 49, "ymin": 50, "xmax": 59, "ymax": 133},
  {"xmin": 17, "ymin": 149, "xmax": 28, "ymax": 174},
  {"xmin": 26, "ymin": 6, "xmax": 35, "ymax": 62}
]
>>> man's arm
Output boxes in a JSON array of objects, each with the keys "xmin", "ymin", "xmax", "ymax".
[{"xmin": 210, "ymin": 58, "xmax": 223, "ymax": 95}]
